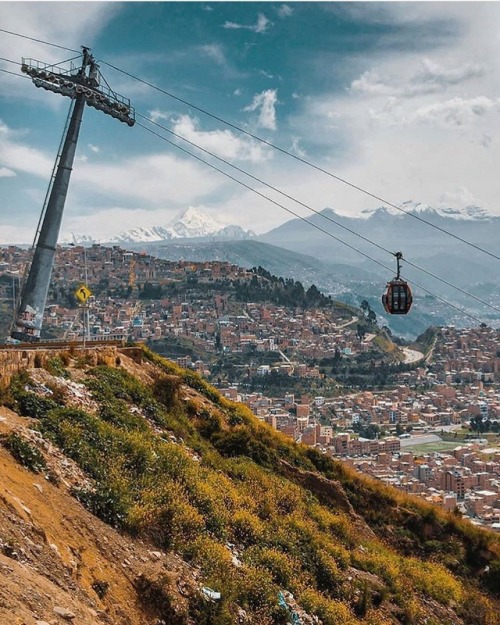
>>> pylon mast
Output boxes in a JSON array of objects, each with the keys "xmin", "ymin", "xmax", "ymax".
[{"xmin": 11, "ymin": 46, "xmax": 134, "ymax": 342}]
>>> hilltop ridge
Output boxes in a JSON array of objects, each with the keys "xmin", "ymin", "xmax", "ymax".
[{"xmin": 0, "ymin": 344, "xmax": 499, "ymax": 624}]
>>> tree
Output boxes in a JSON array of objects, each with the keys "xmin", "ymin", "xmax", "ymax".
[{"xmin": 356, "ymin": 323, "xmax": 367, "ymax": 342}]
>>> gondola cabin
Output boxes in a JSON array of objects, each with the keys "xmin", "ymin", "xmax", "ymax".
[
  {"xmin": 382, "ymin": 251, "xmax": 413, "ymax": 315},
  {"xmin": 382, "ymin": 278, "xmax": 413, "ymax": 315}
]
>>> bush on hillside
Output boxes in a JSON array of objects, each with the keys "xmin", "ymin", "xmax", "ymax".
[{"xmin": 0, "ymin": 432, "xmax": 47, "ymax": 473}]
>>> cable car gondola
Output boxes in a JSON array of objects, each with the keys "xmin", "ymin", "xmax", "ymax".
[{"xmin": 382, "ymin": 252, "xmax": 413, "ymax": 315}]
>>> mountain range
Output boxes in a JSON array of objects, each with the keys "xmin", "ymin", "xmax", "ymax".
[
  {"xmin": 64, "ymin": 202, "xmax": 500, "ymax": 262},
  {"xmin": 63, "ymin": 207, "xmax": 255, "ymax": 245},
  {"xmin": 260, "ymin": 201, "xmax": 500, "ymax": 266}
]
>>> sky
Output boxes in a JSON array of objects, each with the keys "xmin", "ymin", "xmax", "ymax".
[{"xmin": 1, "ymin": 1, "xmax": 500, "ymax": 243}]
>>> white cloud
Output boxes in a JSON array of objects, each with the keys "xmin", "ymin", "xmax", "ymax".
[
  {"xmin": 223, "ymin": 13, "xmax": 271, "ymax": 34},
  {"xmin": 281, "ymin": 3, "xmax": 500, "ymax": 221},
  {"xmin": 0, "ymin": 3, "xmax": 119, "ymax": 104},
  {"xmin": 198, "ymin": 43, "xmax": 227, "ymax": 66},
  {"xmin": 480, "ymin": 133, "xmax": 492, "ymax": 149},
  {"xmin": 276, "ymin": 5, "xmax": 294, "ymax": 19},
  {"xmin": 223, "ymin": 21, "xmax": 243, "ymax": 30},
  {"xmin": 0, "ymin": 166, "xmax": 16, "ymax": 178},
  {"xmin": 148, "ymin": 109, "xmax": 171, "ymax": 123},
  {"xmin": 364, "ymin": 96, "xmax": 500, "ymax": 129},
  {"xmin": 289, "ymin": 137, "xmax": 306, "ymax": 159},
  {"xmin": 88, "ymin": 144, "xmax": 100, "ymax": 153},
  {"xmin": 439, "ymin": 187, "xmax": 481, "ymax": 209},
  {"xmin": 412, "ymin": 97, "xmax": 500, "ymax": 128},
  {"xmin": 0, "ymin": 120, "xmax": 53, "ymax": 177},
  {"xmin": 73, "ymin": 150, "xmax": 223, "ymax": 206},
  {"xmin": 244, "ymin": 89, "xmax": 278, "ymax": 130},
  {"xmin": 418, "ymin": 58, "xmax": 485, "ymax": 88},
  {"xmin": 0, "ymin": 223, "xmax": 37, "ymax": 244},
  {"xmin": 289, "ymin": 85, "xmax": 500, "ymax": 218},
  {"xmin": 0, "ymin": 119, "xmax": 229, "ymax": 211},
  {"xmin": 170, "ymin": 114, "xmax": 270, "ymax": 162},
  {"xmin": 254, "ymin": 13, "xmax": 271, "ymax": 33},
  {"xmin": 351, "ymin": 59, "xmax": 485, "ymax": 99}
]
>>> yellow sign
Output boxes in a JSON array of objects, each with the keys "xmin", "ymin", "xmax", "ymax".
[{"xmin": 74, "ymin": 284, "xmax": 92, "ymax": 304}]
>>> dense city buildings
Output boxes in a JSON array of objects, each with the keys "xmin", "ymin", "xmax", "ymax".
[
  {"xmin": 216, "ymin": 324, "xmax": 500, "ymax": 531},
  {"xmin": 1, "ymin": 245, "xmax": 499, "ymax": 529},
  {"xmin": 0, "ymin": 245, "xmax": 363, "ymax": 370}
]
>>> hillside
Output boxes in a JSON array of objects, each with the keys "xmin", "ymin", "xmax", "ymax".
[
  {"xmin": 123, "ymin": 239, "xmax": 378, "ymax": 293},
  {"xmin": 0, "ymin": 345, "xmax": 499, "ymax": 625}
]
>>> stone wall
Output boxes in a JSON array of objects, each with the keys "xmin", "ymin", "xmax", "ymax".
[{"xmin": 0, "ymin": 346, "xmax": 121, "ymax": 387}]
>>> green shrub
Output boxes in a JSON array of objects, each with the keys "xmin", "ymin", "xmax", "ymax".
[
  {"xmin": 299, "ymin": 588, "xmax": 357, "ymax": 625},
  {"xmin": 231, "ymin": 510, "xmax": 264, "ymax": 546},
  {"xmin": 212, "ymin": 427, "xmax": 275, "ymax": 467},
  {"xmin": 14, "ymin": 390, "xmax": 59, "ymax": 419},
  {"xmin": 98, "ymin": 398, "xmax": 148, "ymax": 432},
  {"xmin": 402, "ymin": 557, "xmax": 464, "ymax": 606},
  {"xmin": 91, "ymin": 579, "xmax": 110, "ymax": 600},
  {"xmin": 195, "ymin": 407, "xmax": 223, "ymax": 438},
  {"xmin": 188, "ymin": 476, "xmax": 233, "ymax": 538},
  {"xmin": 236, "ymin": 564, "xmax": 281, "ymax": 613},
  {"xmin": 152, "ymin": 374, "xmax": 182, "ymax": 410},
  {"xmin": 243, "ymin": 546, "xmax": 301, "ymax": 589},
  {"xmin": 0, "ymin": 432, "xmax": 47, "ymax": 473},
  {"xmin": 73, "ymin": 480, "xmax": 131, "ymax": 528},
  {"xmin": 311, "ymin": 549, "xmax": 344, "ymax": 593},
  {"xmin": 130, "ymin": 481, "xmax": 205, "ymax": 548},
  {"xmin": 183, "ymin": 535, "xmax": 234, "ymax": 582},
  {"xmin": 44, "ymin": 356, "xmax": 70, "ymax": 379},
  {"xmin": 482, "ymin": 558, "xmax": 500, "ymax": 595}
]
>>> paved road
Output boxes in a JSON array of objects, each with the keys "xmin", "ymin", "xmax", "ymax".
[
  {"xmin": 333, "ymin": 316, "xmax": 358, "ymax": 329},
  {"xmin": 402, "ymin": 347, "xmax": 425, "ymax": 364}
]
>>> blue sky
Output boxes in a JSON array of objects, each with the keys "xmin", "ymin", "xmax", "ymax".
[{"xmin": 1, "ymin": 1, "xmax": 500, "ymax": 243}]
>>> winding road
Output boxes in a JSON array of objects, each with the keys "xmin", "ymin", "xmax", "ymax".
[{"xmin": 401, "ymin": 347, "xmax": 425, "ymax": 364}]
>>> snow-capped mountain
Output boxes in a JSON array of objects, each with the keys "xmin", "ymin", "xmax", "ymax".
[
  {"xmin": 108, "ymin": 226, "xmax": 174, "ymax": 244},
  {"xmin": 62, "ymin": 208, "xmax": 255, "ymax": 245},
  {"xmin": 360, "ymin": 200, "xmax": 492, "ymax": 221},
  {"xmin": 166, "ymin": 207, "xmax": 225, "ymax": 238},
  {"xmin": 60, "ymin": 233, "xmax": 99, "ymax": 245},
  {"xmin": 109, "ymin": 208, "xmax": 255, "ymax": 242}
]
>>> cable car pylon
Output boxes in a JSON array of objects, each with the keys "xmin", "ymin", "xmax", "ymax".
[
  {"xmin": 11, "ymin": 46, "xmax": 135, "ymax": 342},
  {"xmin": 382, "ymin": 252, "xmax": 413, "ymax": 315}
]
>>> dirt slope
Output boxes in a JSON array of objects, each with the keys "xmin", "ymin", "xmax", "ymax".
[{"xmin": 0, "ymin": 406, "xmax": 196, "ymax": 625}]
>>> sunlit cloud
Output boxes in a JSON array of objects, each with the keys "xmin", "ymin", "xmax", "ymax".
[
  {"xmin": 276, "ymin": 5, "xmax": 294, "ymax": 19},
  {"xmin": 223, "ymin": 13, "xmax": 271, "ymax": 34},
  {"xmin": 244, "ymin": 89, "xmax": 278, "ymax": 130},
  {"xmin": 170, "ymin": 114, "xmax": 271, "ymax": 162}
]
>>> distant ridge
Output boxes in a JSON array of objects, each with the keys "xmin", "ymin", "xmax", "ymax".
[
  {"xmin": 61, "ymin": 207, "xmax": 255, "ymax": 245},
  {"xmin": 260, "ymin": 201, "xmax": 500, "ymax": 265},
  {"xmin": 360, "ymin": 200, "xmax": 492, "ymax": 221}
]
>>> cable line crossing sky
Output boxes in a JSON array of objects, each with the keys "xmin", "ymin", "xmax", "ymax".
[{"xmin": 2, "ymin": 3, "xmax": 500, "ymax": 243}]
